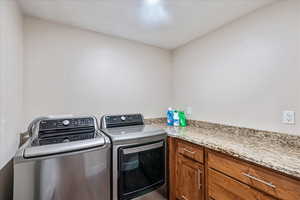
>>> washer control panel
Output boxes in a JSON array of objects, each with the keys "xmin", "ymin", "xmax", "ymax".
[
  {"xmin": 37, "ymin": 117, "xmax": 96, "ymax": 146},
  {"xmin": 39, "ymin": 118, "xmax": 94, "ymax": 130}
]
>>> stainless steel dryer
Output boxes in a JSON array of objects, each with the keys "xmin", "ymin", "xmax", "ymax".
[
  {"xmin": 101, "ymin": 114, "xmax": 167, "ymax": 200},
  {"xmin": 13, "ymin": 116, "xmax": 111, "ymax": 200}
]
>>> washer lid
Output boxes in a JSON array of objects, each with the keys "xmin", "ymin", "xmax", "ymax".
[
  {"xmin": 23, "ymin": 135, "xmax": 106, "ymax": 159},
  {"xmin": 101, "ymin": 125, "xmax": 166, "ymax": 143}
]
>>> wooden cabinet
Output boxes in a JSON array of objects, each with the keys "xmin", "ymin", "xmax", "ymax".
[
  {"xmin": 168, "ymin": 138, "xmax": 205, "ymax": 200},
  {"xmin": 176, "ymin": 155, "xmax": 204, "ymax": 200},
  {"xmin": 168, "ymin": 137, "xmax": 300, "ymax": 200}
]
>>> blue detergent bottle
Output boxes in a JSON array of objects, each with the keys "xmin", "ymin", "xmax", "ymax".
[{"xmin": 167, "ymin": 107, "xmax": 174, "ymax": 126}]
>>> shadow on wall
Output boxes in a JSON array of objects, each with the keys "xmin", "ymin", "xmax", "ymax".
[{"xmin": 0, "ymin": 159, "xmax": 13, "ymax": 200}]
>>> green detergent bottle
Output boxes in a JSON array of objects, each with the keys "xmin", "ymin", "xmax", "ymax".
[{"xmin": 179, "ymin": 111, "xmax": 187, "ymax": 127}]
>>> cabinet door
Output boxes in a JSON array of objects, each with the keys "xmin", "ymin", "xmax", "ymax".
[{"xmin": 176, "ymin": 155, "xmax": 204, "ymax": 200}]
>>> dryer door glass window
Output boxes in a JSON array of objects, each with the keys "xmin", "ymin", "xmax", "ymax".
[{"xmin": 118, "ymin": 141, "xmax": 165, "ymax": 200}]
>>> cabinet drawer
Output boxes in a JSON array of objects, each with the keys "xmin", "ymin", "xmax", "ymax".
[
  {"xmin": 208, "ymin": 169, "xmax": 275, "ymax": 200},
  {"xmin": 208, "ymin": 152, "xmax": 300, "ymax": 200},
  {"xmin": 177, "ymin": 140, "xmax": 204, "ymax": 163}
]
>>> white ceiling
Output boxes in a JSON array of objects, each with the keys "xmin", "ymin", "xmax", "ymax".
[{"xmin": 18, "ymin": 0, "xmax": 279, "ymax": 49}]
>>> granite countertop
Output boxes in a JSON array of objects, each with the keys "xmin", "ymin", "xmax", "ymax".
[{"xmin": 146, "ymin": 119, "xmax": 300, "ymax": 179}]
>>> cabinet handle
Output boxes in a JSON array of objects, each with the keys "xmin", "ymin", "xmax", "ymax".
[
  {"xmin": 181, "ymin": 195, "xmax": 188, "ymax": 200},
  {"xmin": 242, "ymin": 172, "xmax": 276, "ymax": 188},
  {"xmin": 183, "ymin": 148, "xmax": 195, "ymax": 154},
  {"xmin": 198, "ymin": 169, "xmax": 202, "ymax": 190}
]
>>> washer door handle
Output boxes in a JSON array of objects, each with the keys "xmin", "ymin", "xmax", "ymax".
[{"xmin": 123, "ymin": 141, "xmax": 164, "ymax": 154}]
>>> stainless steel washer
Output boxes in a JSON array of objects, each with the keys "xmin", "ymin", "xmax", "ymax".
[
  {"xmin": 13, "ymin": 116, "xmax": 111, "ymax": 200},
  {"xmin": 101, "ymin": 114, "xmax": 167, "ymax": 200}
]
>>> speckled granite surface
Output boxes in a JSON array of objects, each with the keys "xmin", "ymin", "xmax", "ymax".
[{"xmin": 145, "ymin": 118, "xmax": 300, "ymax": 179}]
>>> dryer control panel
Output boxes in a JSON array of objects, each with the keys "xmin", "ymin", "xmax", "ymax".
[{"xmin": 101, "ymin": 114, "xmax": 144, "ymax": 128}]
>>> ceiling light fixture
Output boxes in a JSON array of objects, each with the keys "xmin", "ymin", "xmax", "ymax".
[
  {"xmin": 140, "ymin": 0, "xmax": 170, "ymax": 27},
  {"xmin": 146, "ymin": 0, "xmax": 160, "ymax": 6}
]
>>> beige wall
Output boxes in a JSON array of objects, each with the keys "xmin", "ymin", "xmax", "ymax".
[
  {"xmin": 23, "ymin": 17, "xmax": 172, "ymax": 128},
  {"xmin": 20, "ymin": 0, "xmax": 300, "ymax": 135},
  {"xmin": 0, "ymin": 1, "xmax": 23, "ymax": 199},
  {"xmin": 172, "ymin": 0, "xmax": 300, "ymax": 135},
  {"xmin": 0, "ymin": 0, "xmax": 23, "ymax": 169}
]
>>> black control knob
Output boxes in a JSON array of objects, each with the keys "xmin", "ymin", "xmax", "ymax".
[
  {"xmin": 121, "ymin": 116, "xmax": 126, "ymax": 121},
  {"xmin": 62, "ymin": 120, "xmax": 70, "ymax": 126},
  {"xmin": 63, "ymin": 138, "xmax": 70, "ymax": 143}
]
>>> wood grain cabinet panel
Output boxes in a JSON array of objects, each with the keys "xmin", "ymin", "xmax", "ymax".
[
  {"xmin": 208, "ymin": 168, "xmax": 275, "ymax": 200},
  {"xmin": 177, "ymin": 141, "xmax": 204, "ymax": 163},
  {"xmin": 176, "ymin": 155, "xmax": 204, "ymax": 200},
  {"xmin": 208, "ymin": 152, "xmax": 300, "ymax": 200}
]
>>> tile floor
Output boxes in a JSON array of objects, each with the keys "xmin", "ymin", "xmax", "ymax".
[{"xmin": 133, "ymin": 191, "xmax": 166, "ymax": 200}]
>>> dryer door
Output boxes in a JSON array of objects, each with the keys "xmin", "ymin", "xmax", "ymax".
[{"xmin": 118, "ymin": 141, "xmax": 165, "ymax": 200}]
